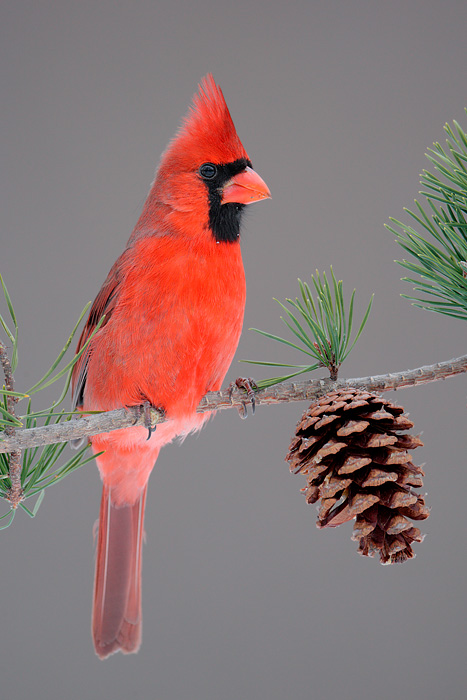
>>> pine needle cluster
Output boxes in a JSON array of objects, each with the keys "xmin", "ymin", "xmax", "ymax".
[
  {"xmin": 387, "ymin": 112, "xmax": 467, "ymax": 319},
  {"xmin": 1, "ymin": 276, "xmax": 102, "ymax": 526}
]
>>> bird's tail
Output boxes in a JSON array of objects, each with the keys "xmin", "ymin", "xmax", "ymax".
[{"xmin": 92, "ymin": 483, "xmax": 147, "ymax": 659}]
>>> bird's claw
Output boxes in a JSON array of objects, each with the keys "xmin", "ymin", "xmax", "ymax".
[
  {"xmin": 228, "ymin": 377, "xmax": 258, "ymax": 419},
  {"xmin": 134, "ymin": 400, "xmax": 163, "ymax": 440},
  {"xmin": 143, "ymin": 402, "xmax": 156, "ymax": 440}
]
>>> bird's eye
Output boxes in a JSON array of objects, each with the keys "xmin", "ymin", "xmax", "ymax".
[{"xmin": 199, "ymin": 163, "xmax": 217, "ymax": 180}]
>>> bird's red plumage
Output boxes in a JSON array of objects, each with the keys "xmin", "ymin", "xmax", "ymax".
[{"xmin": 72, "ymin": 74, "xmax": 269, "ymax": 658}]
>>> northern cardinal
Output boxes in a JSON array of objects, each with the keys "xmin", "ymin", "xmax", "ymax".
[{"xmin": 71, "ymin": 75, "xmax": 270, "ymax": 658}]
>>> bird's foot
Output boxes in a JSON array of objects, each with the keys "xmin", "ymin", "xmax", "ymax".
[
  {"xmin": 228, "ymin": 377, "xmax": 258, "ymax": 419},
  {"xmin": 134, "ymin": 401, "xmax": 165, "ymax": 439}
]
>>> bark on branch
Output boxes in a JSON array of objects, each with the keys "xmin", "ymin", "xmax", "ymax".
[
  {"xmin": 0, "ymin": 341, "xmax": 23, "ymax": 505},
  {"xmin": 1, "ymin": 354, "xmax": 466, "ymax": 454}
]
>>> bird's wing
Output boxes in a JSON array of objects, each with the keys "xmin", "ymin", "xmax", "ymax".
[{"xmin": 71, "ymin": 261, "xmax": 121, "ymax": 409}]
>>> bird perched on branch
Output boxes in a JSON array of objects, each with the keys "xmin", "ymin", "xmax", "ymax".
[{"xmin": 72, "ymin": 75, "xmax": 270, "ymax": 658}]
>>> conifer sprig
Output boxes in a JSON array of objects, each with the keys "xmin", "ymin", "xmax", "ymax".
[
  {"xmin": 1, "ymin": 277, "xmax": 102, "ymax": 525},
  {"xmin": 245, "ymin": 269, "xmax": 373, "ymax": 388},
  {"xmin": 387, "ymin": 112, "xmax": 467, "ymax": 318}
]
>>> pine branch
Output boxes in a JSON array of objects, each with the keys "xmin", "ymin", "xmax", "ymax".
[
  {"xmin": 1, "ymin": 353, "xmax": 466, "ymax": 454},
  {"xmin": 388, "ymin": 112, "xmax": 467, "ymax": 318}
]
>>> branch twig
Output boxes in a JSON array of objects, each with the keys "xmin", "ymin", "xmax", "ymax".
[
  {"xmin": 0, "ymin": 341, "xmax": 23, "ymax": 505},
  {"xmin": 1, "ymin": 354, "xmax": 466, "ymax": 454}
]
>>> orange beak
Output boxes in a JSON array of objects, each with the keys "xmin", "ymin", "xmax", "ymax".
[{"xmin": 221, "ymin": 166, "xmax": 271, "ymax": 205}]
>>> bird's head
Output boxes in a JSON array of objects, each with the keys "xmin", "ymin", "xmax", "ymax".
[{"xmin": 152, "ymin": 75, "xmax": 270, "ymax": 243}]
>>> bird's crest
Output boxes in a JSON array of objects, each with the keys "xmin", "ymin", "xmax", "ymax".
[{"xmin": 161, "ymin": 75, "xmax": 249, "ymax": 169}]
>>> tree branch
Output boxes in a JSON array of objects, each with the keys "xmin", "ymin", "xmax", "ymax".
[{"xmin": 1, "ymin": 353, "xmax": 466, "ymax": 454}]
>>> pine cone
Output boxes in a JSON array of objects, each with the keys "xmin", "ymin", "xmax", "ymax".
[{"xmin": 286, "ymin": 388, "xmax": 429, "ymax": 564}]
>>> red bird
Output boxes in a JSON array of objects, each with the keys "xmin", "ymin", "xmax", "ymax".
[{"xmin": 71, "ymin": 75, "xmax": 270, "ymax": 658}]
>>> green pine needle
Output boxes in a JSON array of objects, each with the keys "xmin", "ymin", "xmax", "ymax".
[
  {"xmin": 243, "ymin": 268, "xmax": 373, "ymax": 388},
  {"xmin": 0, "ymin": 275, "xmax": 19, "ymax": 373},
  {"xmin": 1, "ymin": 279, "xmax": 104, "ymax": 527},
  {"xmin": 0, "ymin": 405, "xmax": 100, "ymax": 526},
  {"xmin": 387, "ymin": 110, "xmax": 467, "ymax": 318}
]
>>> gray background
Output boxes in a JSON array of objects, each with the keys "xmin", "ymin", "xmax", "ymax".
[{"xmin": 2, "ymin": 1, "xmax": 467, "ymax": 699}]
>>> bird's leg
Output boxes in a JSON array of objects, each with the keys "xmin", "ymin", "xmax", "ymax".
[{"xmin": 228, "ymin": 377, "xmax": 258, "ymax": 419}]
